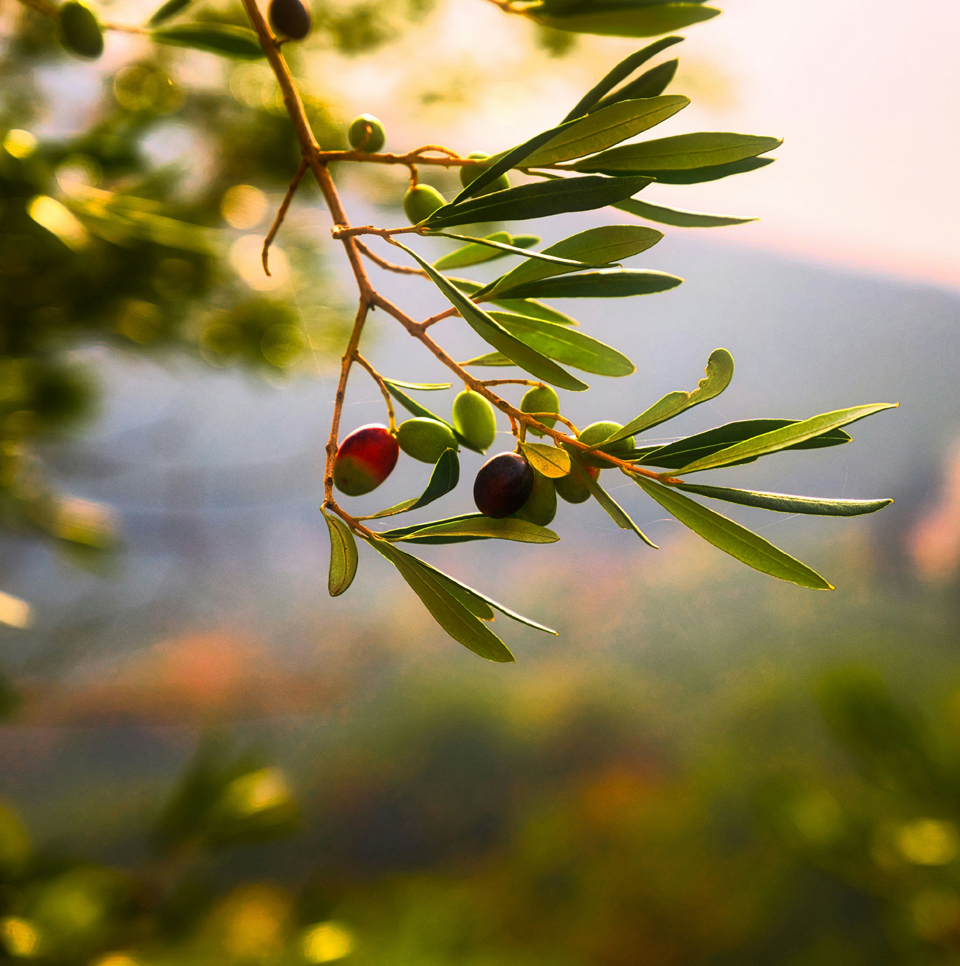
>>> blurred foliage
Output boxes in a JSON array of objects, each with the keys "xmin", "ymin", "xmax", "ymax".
[{"xmin": 7, "ymin": 653, "xmax": 960, "ymax": 964}]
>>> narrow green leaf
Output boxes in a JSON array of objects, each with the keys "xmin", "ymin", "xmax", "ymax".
[
  {"xmin": 605, "ymin": 347, "xmax": 733, "ymax": 443},
  {"xmin": 634, "ymin": 477, "xmax": 833, "ymax": 589},
  {"xmin": 363, "ymin": 449, "xmax": 460, "ymax": 519},
  {"xmin": 530, "ymin": 4, "xmax": 720, "ymax": 38},
  {"xmin": 391, "ymin": 515, "xmax": 560, "ymax": 544},
  {"xmin": 677, "ymin": 403, "xmax": 898, "ymax": 474},
  {"xmin": 634, "ymin": 157, "xmax": 774, "ymax": 184},
  {"xmin": 572, "ymin": 132, "xmax": 783, "ymax": 173},
  {"xmin": 574, "ymin": 457, "xmax": 658, "ymax": 548},
  {"xmin": 592, "ymin": 59, "xmax": 678, "ymax": 107},
  {"xmin": 563, "ymin": 36, "xmax": 683, "ymax": 121},
  {"xmin": 428, "ymin": 231, "xmax": 607, "ymax": 272},
  {"xmin": 520, "ymin": 442, "xmax": 572, "ymax": 478},
  {"xmin": 490, "ymin": 224, "xmax": 663, "ymax": 296},
  {"xmin": 321, "ymin": 510, "xmax": 358, "ymax": 597},
  {"xmin": 450, "ymin": 277, "xmax": 580, "ymax": 326},
  {"xmin": 373, "ymin": 542, "xmax": 516, "ymax": 662},
  {"xmin": 523, "ymin": 96, "xmax": 689, "ymax": 167},
  {"xmin": 492, "ymin": 312, "xmax": 635, "ymax": 376},
  {"xmin": 424, "ymin": 175, "xmax": 654, "ymax": 230},
  {"xmin": 378, "ymin": 512, "xmax": 480, "ymax": 540},
  {"xmin": 391, "ymin": 242, "xmax": 589, "ymax": 392},
  {"xmin": 673, "ymin": 483, "xmax": 894, "ymax": 517},
  {"xmin": 434, "ymin": 231, "xmax": 514, "ymax": 270},
  {"xmin": 634, "ymin": 419, "xmax": 853, "ymax": 470},
  {"xmin": 380, "ymin": 379, "xmax": 451, "ymax": 391},
  {"xmin": 461, "ymin": 352, "xmax": 514, "ymax": 367},
  {"xmin": 147, "ymin": 0, "xmax": 192, "ymax": 26},
  {"xmin": 614, "ymin": 196, "xmax": 757, "ymax": 228},
  {"xmin": 382, "ymin": 378, "xmax": 483, "ymax": 453},
  {"xmin": 494, "ymin": 268, "xmax": 682, "ymax": 300},
  {"xmin": 151, "ymin": 23, "xmax": 264, "ymax": 59}
]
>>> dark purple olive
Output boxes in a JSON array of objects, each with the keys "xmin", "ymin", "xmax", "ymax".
[
  {"xmin": 269, "ymin": 0, "xmax": 311, "ymax": 40},
  {"xmin": 474, "ymin": 452, "xmax": 534, "ymax": 519}
]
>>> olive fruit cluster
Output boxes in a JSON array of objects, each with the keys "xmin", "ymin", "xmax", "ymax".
[{"xmin": 268, "ymin": 0, "xmax": 312, "ymax": 40}]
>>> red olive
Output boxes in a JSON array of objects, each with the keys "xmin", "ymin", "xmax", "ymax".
[
  {"xmin": 333, "ymin": 423, "xmax": 399, "ymax": 496},
  {"xmin": 474, "ymin": 452, "xmax": 534, "ymax": 519}
]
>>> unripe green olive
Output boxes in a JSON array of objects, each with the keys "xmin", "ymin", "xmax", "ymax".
[
  {"xmin": 554, "ymin": 460, "xmax": 598, "ymax": 504},
  {"xmin": 514, "ymin": 469, "xmax": 556, "ymax": 526},
  {"xmin": 459, "ymin": 152, "xmax": 511, "ymax": 195},
  {"xmin": 575, "ymin": 420, "xmax": 636, "ymax": 468},
  {"xmin": 268, "ymin": 0, "xmax": 312, "ymax": 39},
  {"xmin": 396, "ymin": 417, "xmax": 457, "ymax": 464},
  {"xmin": 452, "ymin": 389, "xmax": 497, "ymax": 452},
  {"xmin": 60, "ymin": 1, "xmax": 103, "ymax": 59},
  {"xmin": 520, "ymin": 385, "xmax": 560, "ymax": 437},
  {"xmin": 347, "ymin": 113, "xmax": 385, "ymax": 153},
  {"xmin": 403, "ymin": 184, "xmax": 446, "ymax": 225}
]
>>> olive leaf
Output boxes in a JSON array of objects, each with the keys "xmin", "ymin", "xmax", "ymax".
[
  {"xmin": 386, "ymin": 515, "xmax": 559, "ymax": 544},
  {"xmin": 572, "ymin": 456, "xmax": 658, "ymax": 548},
  {"xmin": 492, "ymin": 268, "xmax": 682, "ymax": 300},
  {"xmin": 571, "ymin": 133, "xmax": 783, "ymax": 173},
  {"xmin": 677, "ymin": 402, "xmax": 899, "ymax": 474},
  {"xmin": 563, "ymin": 36, "xmax": 684, "ymax": 121},
  {"xmin": 520, "ymin": 443, "xmax": 572, "ymax": 478},
  {"xmin": 461, "ymin": 352, "xmax": 514, "ymax": 367},
  {"xmin": 614, "ymin": 197, "xmax": 757, "ymax": 228},
  {"xmin": 592, "ymin": 59, "xmax": 679, "ymax": 106},
  {"xmin": 380, "ymin": 379, "xmax": 451, "ymax": 391},
  {"xmin": 372, "ymin": 541, "xmax": 516, "ymax": 662},
  {"xmin": 633, "ymin": 477, "xmax": 833, "ymax": 589},
  {"xmin": 151, "ymin": 23, "xmax": 264, "ymax": 59},
  {"xmin": 603, "ymin": 348, "xmax": 734, "ymax": 444},
  {"xmin": 321, "ymin": 510, "xmax": 358, "ymax": 597},
  {"xmin": 487, "ymin": 225, "xmax": 663, "ymax": 297},
  {"xmin": 428, "ymin": 231, "xmax": 610, "ymax": 272},
  {"xmin": 673, "ymin": 483, "xmax": 894, "ymax": 517},
  {"xmin": 433, "ymin": 232, "xmax": 539, "ymax": 271},
  {"xmin": 361, "ymin": 449, "xmax": 460, "ymax": 520},
  {"xmin": 391, "ymin": 243, "xmax": 590, "ymax": 391},
  {"xmin": 450, "ymin": 278, "xmax": 580, "ymax": 326},
  {"xmin": 147, "ymin": 0, "xmax": 193, "ymax": 26},
  {"xmin": 528, "ymin": 3, "xmax": 721, "ymax": 38},
  {"xmin": 608, "ymin": 157, "xmax": 776, "ymax": 185}
]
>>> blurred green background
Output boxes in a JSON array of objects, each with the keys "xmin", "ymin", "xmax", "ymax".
[{"xmin": 4, "ymin": 0, "xmax": 960, "ymax": 963}]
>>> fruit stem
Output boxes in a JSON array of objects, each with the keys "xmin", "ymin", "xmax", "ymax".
[
  {"xmin": 262, "ymin": 158, "xmax": 307, "ymax": 276},
  {"xmin": 354, "ymin": 354, "xmax": 397, "ymax": 432}
]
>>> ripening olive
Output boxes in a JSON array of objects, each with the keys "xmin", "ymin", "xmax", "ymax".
[
  {"xmin": 474, "ymin": 452, "xmax": 534, "ymax": 519},
  {"xmin": 514, "ymin": 469, "xmax": 557, "ymax": 526},
  {"xmin": 333, "ymin": 423, "xmax": 399, "ymax": 496},
  {"xmin": 458, "ymin": 152, "xmax": 511, "ymax": 195},
  {"xmin": 269, "ymin": 0, "xmax": 311, "ymax": 39},
  {"xmin": 396, "ymin": 417, "xmax": 457, "ymax": 464},
  {"xmin": 575, "ymin": 420, "xmax": 636, "ymax": 468},
  {"xmin": 520, "ymin": 385, "xmax": 560, "ymax": 437},
  {"xmin": 347, "ymin": 113, "xmax": 386, "ymax": 153},
  {"xmin": 60, "ymin": 1, "xmax": 104, "ymax": 59},
  {"xmin": 403, "ymin": 184, "xmax": 446, "ymax": 225},
  {"xmin": 452, "ymin": 389, "xmax": 497, "ymax": 452},
  {"xmin": 554, "ymin": 460, "xmax": 599, "ymax": 504}
]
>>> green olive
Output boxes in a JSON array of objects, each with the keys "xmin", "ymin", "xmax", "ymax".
[
  {"xmin": 402, "ymin": 184, "xmax": 446, "ymax": 225},
  {"xmin": 458, "ymin": 152, "xmax": 511, "ymax": 194},
  {"xmin": 396, "ymin": 417, "xmax": 457, "ymax": 463},
  {"xmin": 347, "ymin": 114, "xmax": 385, "ymax": 153},
  {"xmin": 575, "ymin": 420, "xmax": 635, "ymax": 468},
  {"xmin": 554, "ymin": 460, "xmax": 598, "ymax": 504},
  {"xmin": 60, "ymin": 1, "xmax": 104, "ymax": 59},
  {"xmin": 452, "ymin": 389, "xmax": 497, "ymax": 452},
  {"xmin": 513, "ymin": 469, "xmax": 557, "ymax": 526},
  {"xmin": 520, "ymin": 385, "xmax": 560, "ymax": 436}
]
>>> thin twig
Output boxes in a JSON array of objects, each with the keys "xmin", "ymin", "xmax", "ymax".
[
  {"xmin": 355, "ymin": 354, "xmax": 397, "ymax": 432},
  {"xmin": 263, "ymin": 159, "xmax": 307, "ymax": 276},
  {"xmin": 331, "ymin": 225, "xmax": 418, "ymax": 241},
  {"xmin": 421, "ymin": 307, "xmax": 459, "ymax": 329},
  {"xmin": 410, "ymin": 144, "xmax": 462, "ymax": 159},
  {"xmin": 355, "ymin": 239, "xmax": 428, "ymax": 277},
  {"xmin": 478, "ymin": 379, "xmax": 543, "ymax": 388}
]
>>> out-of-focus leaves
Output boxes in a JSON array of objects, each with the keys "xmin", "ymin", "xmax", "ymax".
[
  {"xmin": 0, "ymin": 801, "xmax": 30, "ymax": 880},
  {"xmin": 424, "ymin": 175, "xmax": 654, "ymax": 229},
  {"xmin": 322, "ymin": 510, "xmax": 359, "ymax": 597},
  {"xmin": 392, "ymin": 244, "xmax": 589, "ymax": 391},
  {"xmin": 563, "ymin": 36, "xmax": 683, "ymax": 120},
  {"xmin": 494, "ymin": 267, "xmax": 682, "ymax": 299},
  {"xmin": 146, "ymin": 0, "xmax": 193, "ymax": 26},
  {"xmin": 528, "ymin": 3, "xmax": 721, "ymax": 38},
  {"xmin": 151, "ymin": 23, "xmax": 265, "ymax": 60},
  {"xmin": 677, "ymin": 403, "xmax": 898, "ymax": 474},
  {"xmin": 605, "ymin": 347, "xmax": 733, "ymax": 443},
  {"xmin": 674, "ymin": 483, "xmax": 893, "ymax": 517},
  {"xmin": 615, "ymin": 196, "xmax": 757, "ymax": 227},
  {"xmin": 488, "ymin": 224, "xmax": 663, "ymax": 296},
  {"xmin": 571, "ymin": 133, "xmax": 783, "ymax": 173},
  {"xmin": 363, "ymin": 449, "xmax": 460, "ymax": 519},
  {"xmin": 634, "ymin": 476, "xmax": 832, "ymax": 589},
  {"xmin": 522, "ymin": 96, "xmax": 689, "ymax": 166}
]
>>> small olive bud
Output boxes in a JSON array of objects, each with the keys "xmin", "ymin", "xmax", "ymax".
[
  {"xmin": 347, "ymin": 114, "xmax": 386, "ymax": 153},
  {"xmin": 60, "ymin": 1, "xmax": 104, "ymax": 59},
  {"xmin": 459, "ymin": 152, "xmax": 511, "ymax": 194},
  {"xmin": 268, "ymin": 0, "xmax": 311, "ymax": 40},
  {"xmin": 403, "ymin": 184, "xmax": 446, "ymax": 225}
]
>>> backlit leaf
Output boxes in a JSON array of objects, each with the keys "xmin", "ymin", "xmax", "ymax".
[
  {"xmin": 433, "ymin": 232, "xmax": 540, "ymax": 270},
  {"xmin": 530, "ymin": 4, "xmax": 720, "ymax": 38},
  {"xmin": 450, "ymin": 277, "xmax": 580, "ymax": 326},
  {"xmin": 321, "ymin": 510, "xmax": 358, "ymax": 597},
  {"xmin": 614, "ymin": 196, "xmax": 757, "ymax": 228},
  {"xmin": 521, "ymin": 442, "xmax": 572, "ymax": 478},
  {"xmin": 592, "ymin": 59, "xmax": 679, "ymax": 106},
  {"xmin": 391, "ymin": 515, "xmax": 560, "ymax": 544},
  {"xmin": 573, "ymin": 456, "xmax": 658, "ymax": 548},
  {"xmin": 674, "ymin": 483, "xmax": 894, "ymax": 517},
  {"xmin": 634, "ymin": 477, "xmax": 833, "ymax": 589},
  {"xmin": 429, "ymin": 230, "xmax": 605, "ymax": 272},
  {"xmin": 634, "ymin": 156, "xmax": 774, "ymax": 184},
  {"xmin": 461, "ymin": 352, "xmax": 514, "ymax": 367},
  {"xmin": 151, "ymin": 23, "xmax": 264, "ymax": 59},
  {"xmin": 380, "ymin": 379, "xmax": 451, "ymax": 391},
  {"xmin": 605, "ymin": 347, "xmax": 733, "ymax": 443},
  {"xmin": 495, "ymin": 268, "xmax": 682, "ymax": 299},
  {"xmin": 363, "ymin": 449, "xmax": 460, "ymax": 519}
]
